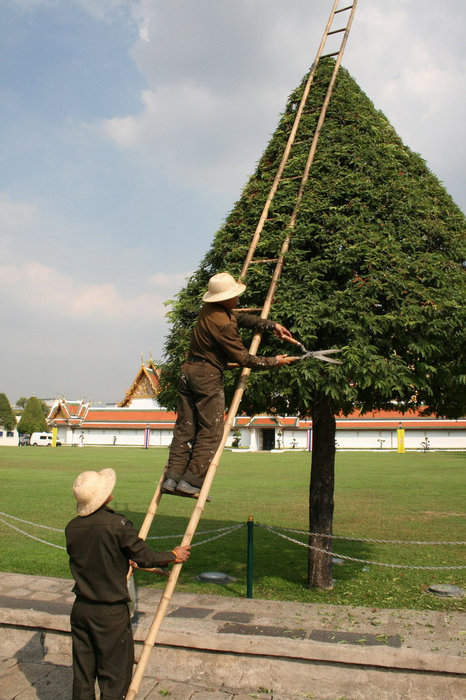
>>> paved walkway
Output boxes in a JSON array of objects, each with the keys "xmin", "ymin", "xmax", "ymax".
[{"xmin": 0, "ymin": 571, "xmax": 465, "ymax": 700}]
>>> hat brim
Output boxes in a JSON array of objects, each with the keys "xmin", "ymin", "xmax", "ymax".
[
  {"xmin": 202, "ymin": 281, "xmax": 246, "ymax": 303},
  {"xmin": 76, "ymin": 468, "xmax": 116, "ymax": 516}
]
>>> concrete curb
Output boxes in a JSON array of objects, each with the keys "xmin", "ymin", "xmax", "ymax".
[
  {"xmin": 1, "ymin": 604, "xmax": 464, "ymax": 675},
  {"xmin": 1, "ymin": 572, "xmax": 465, "ymax": 700}
]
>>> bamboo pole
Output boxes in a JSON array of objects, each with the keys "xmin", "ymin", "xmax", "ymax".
[
  {"xmin": 126, "ymin": 3, "xmax": 358, "ymax": 697},
  {"xmin": 239, "ymin": 0, "xmax": 340, "ymax": 281},
  {"xmin": 129, "ymin": 0, "xmax": 344, "ymax": 562},
  {"xmin": 288, "ymin": 0, "xmax": 358, "ymax": 232},
  {"xmin": 137, "ymin": 472, "xmax": 165, "ymax": 540},
  {"xmin": 127, "ymin": 204, "xmax": 292, "ymax": 700}
]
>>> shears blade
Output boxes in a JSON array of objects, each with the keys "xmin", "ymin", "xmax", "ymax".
[{"xmin": 305, "ymin": 348, "xmax": 343, "ymax": 365}]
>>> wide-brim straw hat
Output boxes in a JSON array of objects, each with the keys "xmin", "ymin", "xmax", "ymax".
[
  {"xmin": 202, "ymin": 272, "xmax": 246, "ymax": 303},
  {"xmin": 73, "ymin": 468, "xmax": 116, "ymax": 517}
]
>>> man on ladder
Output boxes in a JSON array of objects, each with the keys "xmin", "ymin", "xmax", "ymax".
[{"xmin": 162, "ymin": 272, "xmax": 299, "ymax": 498}]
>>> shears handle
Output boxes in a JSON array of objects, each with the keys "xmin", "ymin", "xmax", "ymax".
[{"xmin": 286, "ymin": 337, "xmax": 307, "ymax": 353}]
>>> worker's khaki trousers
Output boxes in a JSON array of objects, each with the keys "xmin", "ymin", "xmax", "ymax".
[{"xmin": 165, "ymin": 361, "xmax": 224, "ymax": 487}]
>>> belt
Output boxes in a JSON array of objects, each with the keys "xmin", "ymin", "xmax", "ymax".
[
  {"xmin": 75, "ymin": 596, "xmax": 127, "ymax": 606},
  {"xmin": 186, "ymin": 357, "xmax": 223, "ymax": 375}
]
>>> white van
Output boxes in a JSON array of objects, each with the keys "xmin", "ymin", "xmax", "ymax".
[{"xmin": 30, "ymin": 432, "xmax": 61, "ymax": 447}]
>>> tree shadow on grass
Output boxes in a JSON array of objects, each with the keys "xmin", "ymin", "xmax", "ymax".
[{"xmin": 119, "ymin": 507, "xmax": 377, "ymax": 597}]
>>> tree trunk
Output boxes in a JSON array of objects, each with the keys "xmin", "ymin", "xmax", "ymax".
[{"xmin": 307, "ymin": 392, "xmax": 336, "ymax": 590}]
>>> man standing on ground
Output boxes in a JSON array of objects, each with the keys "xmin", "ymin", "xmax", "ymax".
[{"xmin": 66, "ymin": 468, "xmax": 190, "ymax": 699}]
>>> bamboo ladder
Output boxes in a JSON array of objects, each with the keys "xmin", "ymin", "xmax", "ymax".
[{"xmin": 126, "ymin": 2, "xmax": 358, "ymax": 697}]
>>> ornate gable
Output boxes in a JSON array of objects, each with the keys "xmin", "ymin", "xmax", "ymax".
[
  {"xmin": 119, "ymin": 358, "xmax": 161, "ymax": 407},
  {"xmin": 48, "ymin": 398, "xmax": 89, "ymax": 426}
]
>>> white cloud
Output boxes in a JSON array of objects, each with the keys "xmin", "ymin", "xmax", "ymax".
[
  {"xmin": 101, "ymin": 80, "xmax": 270, "ymax": 193},
  {"xmin": 98, "ymin": 2, "xmax": 330, "ymax": 194},
  {"xmin": 0, "ymin": 261, "xmax": 186, "ymax": 321}
]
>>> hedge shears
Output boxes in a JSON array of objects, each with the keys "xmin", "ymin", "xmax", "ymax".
[{"xmin": 288, "ymin": 338, "xmax": 343, "ymax": 364}]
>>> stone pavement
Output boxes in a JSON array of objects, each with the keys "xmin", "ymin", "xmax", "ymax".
[{"xmin": 0, "ymin": 571, "xmax": 465, "ymax": 700}]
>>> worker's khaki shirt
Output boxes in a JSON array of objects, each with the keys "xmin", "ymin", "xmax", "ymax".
[{"xmin": 188, "ymin": 303, "xmax": 278, "ymax": 371}]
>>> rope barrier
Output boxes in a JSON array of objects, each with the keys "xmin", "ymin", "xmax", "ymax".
[
  {"xmin": 191, "ymin": 524, "xmax": 245, "ymax": 547},
  {"xmin": 260, "ymin": 525, "xmax": 466, "ymax": 571},
  {"xmin": 0, "ymin": 517, "xmax": 66, "ymax": 551},
  {"xmin": 0, "ymin": 510, "xmax": 63, "ymax": 532},
  {"xmin": 0, "ymin": 512, "xmax": 244, "ymax": 552},
  {"xmin": 1, "ymin": 510, "xmax": 464, "ymax": 570},
  {"xmin": 262, "ymin": 524, "xmax": 466, "ymax": 546},
  {"xmin": 147, "ymin": 524, "xmax": 245, "ymax": 543}
]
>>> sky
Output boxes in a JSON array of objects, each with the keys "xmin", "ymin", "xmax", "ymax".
[{"xmin": 1, "ymin": 0, "xmax": 465, "ymax": 405}]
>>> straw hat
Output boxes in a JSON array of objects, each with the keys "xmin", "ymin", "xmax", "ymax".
[
  {"xmin": 202, "ymin": 272, "xmax": 246, "ymax": 303},
  {"xmin": 73, "ymin": 468, "xmax": 116, "ymax": 516}
]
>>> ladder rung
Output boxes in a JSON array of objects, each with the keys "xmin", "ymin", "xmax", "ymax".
[
  {"xmin": 237, "ymin": 308, "xmax": 262, "ymax": 313},
  {"xmin": 321, "ymin": 51, "xmax": 340, "ymax": 59},
  {"xmin": 249, "ymin": 258, "xmax": 280, "ymax": 264},
  {"xmin": 281, "ymin": 175, "xmax": 303, "ymax": 181},
  {"xmin": 327, "ymin": 28, "xmax": 346, "ymax": 35},
  {"xmin": 334, "ymin": 4, "xmax": 353, "ymax": 13}
]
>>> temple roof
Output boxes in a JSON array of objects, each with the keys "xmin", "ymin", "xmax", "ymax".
[
  {"xmin": 118, "ymin": 358, "xmax": 161, "ymax": 407},
  {"xmin": 47, "ymin": 398, "xmax": 89, "ymax": 425}
]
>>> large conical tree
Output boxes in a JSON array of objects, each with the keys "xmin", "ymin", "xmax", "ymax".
[
  {"xmin": 158, "ymin": 60, "xmax": 466, "ymax": 589},
  {"xmin": 17, "ymin": 396, "xmax": 49, "ymax": 435}
]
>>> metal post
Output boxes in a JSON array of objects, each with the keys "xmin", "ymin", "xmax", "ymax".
[{"xmin": 246, "ymin": 515, "xmax": 254, "ymax": 599}]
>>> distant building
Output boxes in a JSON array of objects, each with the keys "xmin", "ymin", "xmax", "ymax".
[
  {"xmin": 0, "ymin": 422, "xmax": 18, "ymax": 446},
  {"xmin": 45, "ymin": 358, "xmax": 466, "ymax": 452}
]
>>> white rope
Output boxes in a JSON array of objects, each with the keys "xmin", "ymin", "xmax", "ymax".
[
  {"xmin": 0, "ymin": 517, "xmax": 66, "ymax": 551},
  {"xmin": 147, "ymin": 524, "xmax": 245, "ymax": 541},
  {"xmin": 191, "ymin": 524, "xmax": 245, "ymax": 548},
  {"xmin": 0, "ymin": 512, "xmax": 244, "ymax": 552},
  {"xmin": 261, "ymin": 525, "xmax": 466, "ymax": 571},
  {"xmin": 265, "ymin": 524, "xmax": 466, "ymax": 547},
  {"xmin": 0, "ymin": 510, "xmax": 63, "ymax": 532},
  {"xmin": 1, "ymin": 508, "xmax": 464, "ymax": 570}
]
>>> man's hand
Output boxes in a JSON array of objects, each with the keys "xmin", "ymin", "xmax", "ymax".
[
  {"xmin": 172, "ymin": 545, "xmax": 191, "ymax": 563},
  {"xmin": 275, "ymin": 354, "xmax": 300, "ymax": 366},
  {"xmin": 273, "ymin": 323, "xmax": 293, "ymax": 340},
  {"xmin": 129, "ymin": 560, "xmax": 169, "ymax": 575}
]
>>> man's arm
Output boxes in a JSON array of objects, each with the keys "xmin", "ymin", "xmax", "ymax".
[
  {"xmin": 235, "ymin": 313, "xmax": 293, "ymax": 341},
  {"xmin": 221, "ymin": 321, "xmax": 278, "ymax": 369},
  {"xmin": 120, "ymin": 520, "xmax": 187, "ymax": 569},
  {"xmin": 130, "ymin": 546, "xmax": 190, "ymax": 572},
  {"xmin": 221, "ymin": 322, "xmax": 299, "ymax": 368}
]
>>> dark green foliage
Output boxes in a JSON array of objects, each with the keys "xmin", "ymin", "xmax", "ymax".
[
  {"xmin": 0, "ymin": 393, "xmax": 17, "ymax": 432},
  {"xmin": 158, "ymin": 60, "xmax": 466, "ymax": 420},
  {"xmin": 16, "ymin": 396, "xmax": 48, "ymax": 417},
  {"xmin": 17, "ymin": 396, "xmax": 49, "ymax": 435}
]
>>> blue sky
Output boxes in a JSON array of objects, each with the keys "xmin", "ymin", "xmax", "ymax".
[{"xmin": 1, "ymin": 0, "xmax": 465, "ymax": 404}]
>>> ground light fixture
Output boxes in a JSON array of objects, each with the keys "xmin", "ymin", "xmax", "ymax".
[
  {"xmin": 195, "ymin": 571, "xmax": 236, "ymax": 583},
  {"xmin": 427, "ymin": 584, "xmax": 465, "ymax": 598}
]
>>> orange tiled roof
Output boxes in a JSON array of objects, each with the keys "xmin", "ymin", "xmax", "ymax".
[{"xmin": 48, "ymin": 397, "xmax": 465, "ymax": 432}]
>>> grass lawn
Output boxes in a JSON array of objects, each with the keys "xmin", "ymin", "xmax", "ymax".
[{"xmin": 0, "ymin": 446, "xmax": 464, "ymax": 611}]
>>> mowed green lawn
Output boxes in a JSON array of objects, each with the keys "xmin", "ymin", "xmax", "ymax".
[{"xmin": 0, "ymin": 446, "xmax": 464, "ymax": 611}]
